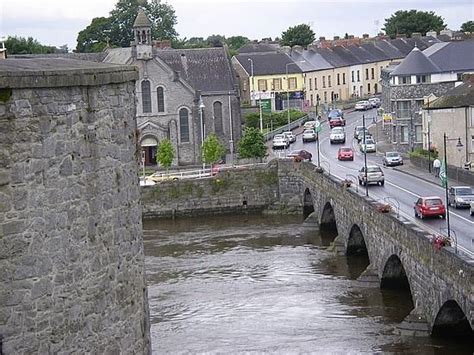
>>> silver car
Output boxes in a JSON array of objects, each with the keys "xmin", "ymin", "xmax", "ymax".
[
  {"xmin": 302, "ymin": 129, "xmax": 317, "ymax": 142},
  {"xmin": 447, "ymin": 186, "xmax": 474, "ymax": 208},
  {"xmin": 358, "ymin": 165, "xmax": 385, "ymax": 186},
  {"xmin": 382, "ymin": 151, "xmax": 403, "ymax": 166}
]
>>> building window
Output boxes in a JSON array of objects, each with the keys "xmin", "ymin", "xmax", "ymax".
[
  {"xmin": 365, "ymin": 68, "xmax": 369, "ymax": 80},
  {"xmin": 392, "ymin": 125, "xmax": 397, "ymax": 143},
  {"xmin": 374, "ymin": 83, "xmax": 378, "ymax": 93},
  {"xmin": 328, "ymin": 75, "xmax": 332, "ymax": 87},
  {"xmin": 258, "ymin": 79, "xmax": 267, "ymax": 91},
  {"xmin": 337, "ymin": 73, "xmax": 340, "ymax": 85},
  {"xmin": 471, "ymin": 135, "xmax": 474, "ymax": 152},
  {"xmin": 415, "ymin": 125, "xmax": 422, "ymax": 143},
  {"xmin": 179, "ymin": 108, "xmax": 189, "ymax": 143},
  {"xmin": 351, "ymin": 71, "xmax": 354, "ymax": 82},
  {"xmin": 310, "ymin": 94, "xmax": 313, "ymax": 106},
  {"xmin": 357, "ymin": 70, "xmax": 360, "ymax": 82},
  {"xmin": 288, "ymin": 77, "xmax": 297, "ymax": 89},
  {"xmin": 400, "ymin": 126, "xmax": 409, "ymax": 143},
  {"xmin": 353, "ymin": 85, "xmax": 356, "ymax": 95},
  {"xmin": 342, "ymin": 73, "xmax": 346, "ymax": 84},
  {"xmin": 367, "ymin": 83, "xmax": 371, "ymax": 93},
  {"xmin": 324, "ymin": 91, "xmax": 327, "ymax": 102},
  {"xmin": 399, "ymin": 75, "xmax": 412, "ymax": 84},
  {"xmin": 213, "ymin": 101, "xmax": 223, "ymax": 135},
  {"xmin": 157, "ymin": 86, "xmax": 165, "ymax": 113},
  {"xmin": 141, "ymin": 80, "xmax": 152, "ymax": 113},
  {"xmin": 416, "ymin": 75, "xmax": 430, "ymax": 83},
  {"xmin": 273, "ymin": 78, "xmax": 282, "ymax": 90},
  {"xmin": 396, "ymin": 101, "xmax": 411, "ymax": 118},
  {"xmin": 371, "ymin": 68, "xmax": 375, "ymax": 79},
  {"xmin": 315, "ymin": 78, "xmax": 318, "ymax": 89},
  {"xmin": 322, "ymin": 76, "xmax": 326, "ymax": 88},
  {"xmin": 309, "ymin": 78, "xmax": 312, "ymax": 91}
]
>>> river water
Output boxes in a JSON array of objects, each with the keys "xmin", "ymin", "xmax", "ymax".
[{"xmin": 143, "ymin": 214, "xmax": 472, "ymax": 354}]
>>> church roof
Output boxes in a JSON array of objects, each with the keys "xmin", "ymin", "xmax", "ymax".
[
  {"xmin": 390, "ymin": 46, "xmax": 440, "ymax": 76},
  {"xmin": 133, "ymin": 8, "xmax": 152, "ymax": 27}
]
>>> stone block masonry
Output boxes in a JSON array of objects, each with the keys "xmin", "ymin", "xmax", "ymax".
[{"xmin": 0, "ymin": 58, "xmax": 151, "ymax": 354}]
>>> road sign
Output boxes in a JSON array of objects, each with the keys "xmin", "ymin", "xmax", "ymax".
[{"xmin": 314, "ymin": 120, "xmax": 322, "ymax": 133}]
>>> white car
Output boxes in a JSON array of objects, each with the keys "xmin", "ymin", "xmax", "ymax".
[
  {"xmin": 282, "ymin": 131, "xmax": 296, "ymax": 143},
  {"xmin": 329, "ymin": 127, "xmax": 346, "ymax": 144},
  {"xmin": 272, "ymin": 134, "xmax": 289, "ymax": 149},
  {"xmin": 368, "ymin": 97, "xmax": 381, "ymax": 108},
  {"xmin": 303, "ymin": 121, "xmax": 317, "ymax": 129},
  {"xmin": 360, "ymin": 138, "xmax": 376, "ymax": 152},
  {"xmin": 355, "ymin": 100, "xmax": 371, "ymax": 111},
  {"xmin": 302, "ymin": 129, "xmax": 317, "ymax": 142}
]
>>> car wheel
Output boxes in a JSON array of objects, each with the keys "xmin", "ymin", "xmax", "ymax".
[
  {"xmin": 358, "ymin": 179, "xmax": 362, "ymax": 185},
  {"xmin": 454, "ymin": 201, "xmax": 459, "ymax": 209},
  {"xmin": 470, "ymin": 210, "xmax": 473, "ymax": 216},
  {"xmin": 419, "ymin": 212, "xmax": 424, "ymax": 219},
  {"xmin": 440, "ymin": 214, "xmax": 446, "ymax": 219},
  {"xmin": 414, "ymin": 209, "xmax": 418, "ymax": 218}
]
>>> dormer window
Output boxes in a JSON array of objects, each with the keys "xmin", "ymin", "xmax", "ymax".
[{"xmin": 399, "ymin": 76, "xmax": 411, "ymax": 85}]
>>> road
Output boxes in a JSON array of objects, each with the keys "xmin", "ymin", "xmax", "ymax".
[{"xmin": 270, "ymin": 108, "xmax": 474, "ymax": 258}]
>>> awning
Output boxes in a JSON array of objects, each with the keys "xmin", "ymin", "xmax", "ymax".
[{"xmin": 141, "ymin": 137, "xmax": 158, "ymax": 147}]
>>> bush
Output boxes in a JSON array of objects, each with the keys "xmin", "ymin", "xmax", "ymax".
[
  {"xmin": 409, "ymin": 147, "xmax": 438, "ymax": 160},
  {"xmin": 243, "ymin": 109, "xmax": 306, "ymax": 129}
]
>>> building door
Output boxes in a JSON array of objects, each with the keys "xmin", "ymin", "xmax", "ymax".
[{"xmin": 141, "ymin": 137, "xmax": 158, "ymax": 165}]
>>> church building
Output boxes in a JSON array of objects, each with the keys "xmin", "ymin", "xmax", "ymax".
[{"xmin": 103, "ymin": 8, "xmax": 241, "ymax": 166}]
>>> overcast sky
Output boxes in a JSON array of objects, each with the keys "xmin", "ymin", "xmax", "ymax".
[{"xmin": 1, "ymin": 0, "xmax": 472, "ymax": 51}]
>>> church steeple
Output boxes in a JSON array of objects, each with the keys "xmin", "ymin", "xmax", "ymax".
[{"xmin": 132, "ymin": 7, "xmax": 153, "ymax": 60}]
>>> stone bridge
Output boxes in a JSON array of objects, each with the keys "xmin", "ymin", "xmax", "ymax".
[{"xmin": 277, "ymin": 160, "xmax": 473, "ymax": 338}]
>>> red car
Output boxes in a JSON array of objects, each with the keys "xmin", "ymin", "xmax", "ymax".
[
  {"xmin": 329, "ymin": 117, "xmax": 346, "ymax": 128},
  {"xmin": 337, "ymin": 147, "xmax": 354, "ymax": 161},
  {"xmin": 414, "ymin": 196, "xmax": 446, "ymax": 219},
  {"xmin": 287, "ymin": 149, "xmax": 312, "ymax": 162}
]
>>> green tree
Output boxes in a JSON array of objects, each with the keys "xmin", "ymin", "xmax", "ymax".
[
  {"xmin": 76, "ymin": 17, "xmax": 112, "ymax": 53},
  {"xmin": 238, "ymin": 127, "xmax": 267, "ymax": 159},
  {"xmin": 202, "ymin": 134, "xmax": 226, "ymax": 166},
  {"xmin": 206, "ymin": 34, "xmax": 226, "ymax": 47},
  {"xmin": 382, "ymin": 10, "xmax": 446, "ymax": 38},
  {"xmin": 76, "ymin": 0, "xmax": 178, "ymax": 52},
  {"xmin": 156, "ymin": 138, "xmax": 174, "ymax": 169},
  {"xmin": 4, "ymin": 36, "xmax": 61, "ymax": 54},
  {"xmin": 280, "ymin": 24, "xmax": 315, "ymax": 47},
  {"xmin": 460, "ymin": 21, "xmax": 474, "ymax": 33}
]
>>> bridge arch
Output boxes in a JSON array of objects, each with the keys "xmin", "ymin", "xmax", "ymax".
[
  {"xmin": 303, "ymin": 188, "xmax": 314, "ymax": 219},
  {"xmin": 431, "ymin": 300, "xmax": 473, "ymax": 338},
  {"xmin": 380, "ymin": 254, "xmax": 411, "ymax": 291},
  {"xmin": 346, "ymin": 224, "xmax": 368, "ymax": 257},
  {"xmin": 320, "ymin": 201, "xmax": 338, "ymax": 238}
]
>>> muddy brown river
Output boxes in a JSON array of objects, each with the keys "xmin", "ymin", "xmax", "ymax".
[{"xmin": 143, "ymin": 214, "xmax": 473, "ymax": 354}]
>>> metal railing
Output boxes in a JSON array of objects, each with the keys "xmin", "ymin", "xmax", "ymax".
[{"xmin": 263, "ymin": 115, "xmax": 309, "ymax": 141}]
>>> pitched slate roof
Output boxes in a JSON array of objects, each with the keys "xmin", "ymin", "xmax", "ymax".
[
  {"xmin": 133, "ymin": 8, "xmax": 152, "ymax": 27},
  {"xmin": 390, "ymin": 47, "xmax": 440, "ymax": 76},
  {"xmin": 360, "ymin": 43, "xmax": 390, "ymax": 61},
  {"xmin": 428, "ymin": 81, "xmax": 474, "ymax": 109},
  {"xmin": 374, "ymin": 39, "xmax": 405, "ymax": 59},
  {"xmin": 155, "ymin": 47, "xmax": 235, "ymax": 92},
  {"xmin": 290, "ymin": 48, "xmax": 333, "ymax": 72},
  {"xmin": 330, "ymin": 46, "xmax": 360, "ymax": 66},
  {"xmin": 426, "ymin": 40, "xmax": 474, "ymax": 72},
  {"xmin": 313, "ymin": 47, "xmax": 348, "ymax": 68},
  {"xmin": 234, "ymin": 52, "xmax": 302, "ymax": 75},
  {"xmin": 346, "ymin": 45, "xmax": 378, "ymax": 64},
  {"xmin": 238, "ymin": 43, "xmax": 280, "ymax": 54},
  {"xmin": 389, "ymin": 38, "xmax": 414, "ymax": 56}
]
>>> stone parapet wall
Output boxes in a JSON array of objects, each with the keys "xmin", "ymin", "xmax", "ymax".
[
  {"xmin": 410, "ymin": 155, "xmax": 474, "ymax": 185},
  {"xmin": 0, "ymin": 59, "xmax": 150, "ymax": 354},
  {"xmin": 141, "ymin": 162, "xmax": 281, "ymax": 218}
]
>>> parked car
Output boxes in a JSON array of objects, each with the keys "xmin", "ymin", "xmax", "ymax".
[
  {"xmin": 447, "ymin": 186, "xmax": 474, "ymax": 209},
  {"xmin": 282, "ymin": 131, "xmax": 296, "ymax": 143},
  {"xmin": 382, "ymin": 151, "xmax": 403, "ymax": 166},
  {"xmin": 355, "ymin": 100, "xmax": 371, "ymax": 111},
  {"xmin": 358, "ymin": 165, "xmax": 384, "ymax": 186},
  {"xmin": 470, "ymin": 201, "xmax": 474, "ymax": 216},
  {"xmin": 368, "ymin": 97, "xmax": 381, "ymax": 108},
  {"xmin": 414, "ymin": 196, "xmax": 446, "ymax": 219},
  {"xmin": 337, "ymin": 147, "xmax": 354, "ymax": 161},
  {"xmin": 328, "ymin": 109, "xmax": 344, "ymax": 120},
  {"xmin": 329, "ymin": 127, "xmax": 346, "ymax": 144},
  {"xmin": 272, "ymin": 134, "xmax": 289, "ymax": 149},
  {"xmin": 287, "ymin": 149, "xmax": 312, "ymax": 162},
  {"xmin": 303, "ymin": 121, "xmax": 317, "ymax": 129},
  {"xmin": 354, "ymin": 126, "xmax": 370, "ymax": 141},
  {"xmin": 360, "ymin": 138, "xmax": 376, "ymax": 153},
  {"xmin": 329, "ymin": 117, "xmax": 346, "ymax": 128},
  {"xmin": 302, "ymin": 129, "xmax": 317, "ymax": 142}
]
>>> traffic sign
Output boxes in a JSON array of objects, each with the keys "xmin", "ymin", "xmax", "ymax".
[{"xmin": 314, "ymin": 120, "xmax": 322, "ymax": 133}]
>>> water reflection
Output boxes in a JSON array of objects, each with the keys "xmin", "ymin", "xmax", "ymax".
[{"xmin": 144, "ymin": 214, "xmax": 473, "ymax": 354}]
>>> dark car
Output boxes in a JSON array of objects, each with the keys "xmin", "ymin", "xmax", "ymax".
[
  {"xmin": 287, "ymin": 149, "xmax": 312, "ymax": 162},
  {"xmin": 328, "ymin": 109, "xmax": 344, "ymax": 119},
  {"xmin": 328, "ymin": 109, "xmax": 345, "ymax": 128}
]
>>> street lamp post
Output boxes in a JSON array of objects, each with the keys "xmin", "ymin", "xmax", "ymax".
[
  {"xmin": 363, "ymin": 114, "xmax": 368, "ymax": 197},
  {"xmin": 427, "ymin": 114, "xmax": 432, "ymax": 173},
  {"xmin": 442, "ymin": 132, "xmax": 463, "ymax": 250}
]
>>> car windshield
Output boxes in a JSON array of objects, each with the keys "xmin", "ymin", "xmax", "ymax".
[
  {"xmin": 426, "ymin": 199, "xmax": 442, "ymax": 206},
  {"xmin": 367, "ymin": 167, "xmax": 381, "ymax": 173},
  {"xmin": 456, "ymin": 187, "xmax": 473, "ymax": 195},
  {"xmin": 303, "ymin": 130, "xmax": 314, "ymax": 133},
  {"xmin": 386, "ymin": 152, "xmax": 399, "ymax": 157},
  {"xmin": 328, "ymin": 110, "xmax": 342, "ymax": 118},
  {"xmin": 332, "ymin": 128, "xmax": 343, "ymax": 133},
  {"xmin": 340, "ymin": 148, "xmax": 352, "ymax": 152},
  {"xmin": 274, "ymin": 135, "xmax": 284, "ymax": 139},
  {"xmin": 364, "ymin": 139, "xmax": 374, "ymax": 144}
]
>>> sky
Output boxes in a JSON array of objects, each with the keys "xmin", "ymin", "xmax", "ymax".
[{"xmin": 1, "ymin": 0, "xmax": 472, "ymax": 51}]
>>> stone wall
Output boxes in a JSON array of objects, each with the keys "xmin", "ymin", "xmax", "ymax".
[
  {"xmin": 410, "ymin": 155, "xmax": 474, "ymax": 185},
  {"xmin": 0, "ymin": 58, "xmax": 151, "ymax": 354},
  {"xmin": 141, "ymin": 162, "xmax": 281, "ymax": 218}
]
